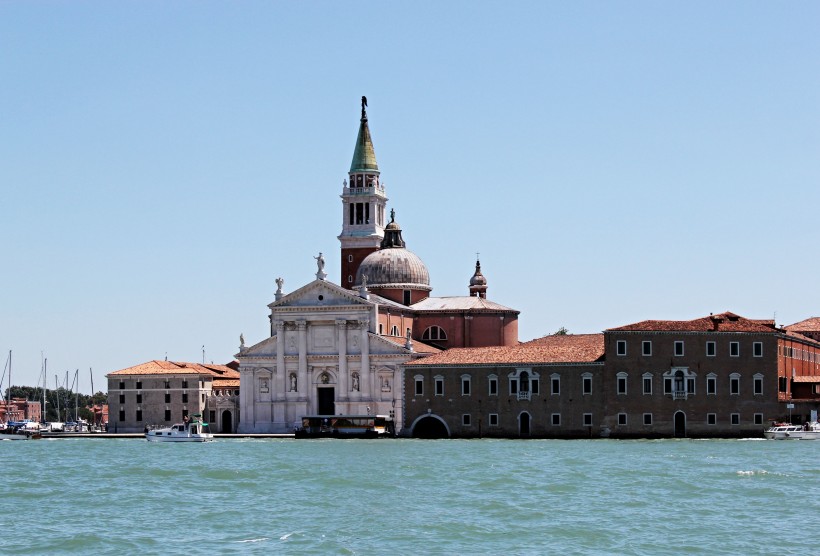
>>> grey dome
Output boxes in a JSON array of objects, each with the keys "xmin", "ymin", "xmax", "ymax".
[{"xmin": 356, "ymin": 248, "xmax": 432, "ymax": 291}]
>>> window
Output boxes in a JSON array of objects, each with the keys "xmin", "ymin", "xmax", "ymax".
[
  {"xmin": 118, "ymin": 409, "xmax": 125, "ymax": 422},
  {"xmin": 414, "ymin": 375, "xmax": 423, "ymax": 396},
  {"xmin": 136, "ymin": 381, "xmax": 142, "ymax": 390},
  {"xmin": 422, "ymin": 326, "xmax": 447, "ymax": 341},
  {"xmin": 119, "ymin": 394, "xmax": 125, "ymax": 404},
  {"xmin": 617, "ymin": 372, "xmax": 628, "ymax": 395},
  {"xmin": 642, "ymin": 341, "xmax": 652, "ymax": 356},
  {"xmin": 379, "ymin": 323, "xmax": 384, "ymax": 334},
  {"xmin": 753, "ymin": 342, "xmax": 763, "ymax": 357},
  {"xmin": 348, "ymin": 275, "xmax": 353, "ymax": 284},
  {"xmin": 488, "ymin": 375, "xmax": 498, "ymax": 396},
  {"xmin": 390, "ymin": 325, "xmax": 399, "ymax": 336},
  {"xmin": 582, "ymin": 374, "xmax": 592, "ymax": 395},
  {"xmin": 583, "ymin": 413, "xmax": 593, "ymax": 427},
  {"xmin": 182, "ymin": 380, "xmax": 188, "ymax": 389},
  {"xmin": 348, "ymin": 254, "xmax": 353, "ymax": 263},
  {"xmin": 707, "ymin": 413, "xmax": 716, "ymax": 425},
  {"xmin": 643, "ymin": 413, "xmax": 653, "ymax": 425},
  {"xmin": 462, "ymin": 414, "xmax": 471, "ymax": 426},
  {"xmin": 707, "ymin": 374, "xmax": 717, "ymax": 395},
  {"xmin": 730, "ymin": 342, "xmax": 739, "ymax": 357},
  {"xmin": 664, "ymin": 378, "xmax": 672, "ymax": 395},
  {"xmin": 551, "ymin": 374, "xmax": 560, "ymax": 395},
  {"xmin": 618, "ymin": 413, "xmax": 627, "ymax": 426},
  {"xmin": 674, "ymin": 341, "xmax": 684, "ymax": 356},
  {"xmin": 489, "ymin": 414, "xmax": 499, "ymax": 426},
  {"xmin": 119, "ymin": 381, "xmax": 125, "ymax": 390},
  {"xmin": 165, "ymin": 393, "xmax": 171, "ymax": 403},
  {"xmin": 182, "ymin": 393, "xmax": 189, "ymax": 403},
  {"xmin": 164, "ymin": 409, "xmax": 171, "ymax": 421},
  {"xmin": 729, "ymin": 374, "xmax": 740, "ymax": 395},
  {"xmin": 754, "ymin": 413, "xmax": 763, "ymax": 425},
  {"xmin": 136, "ymin": 394, "xmax": 142, "ymax": 404},
  {"xmin": 403, "ymin": 290, "xmax": 411, "ymax": 305},
  {"xmin": 531, "ymin": 376, "xmax": 540, "ymax": 395},
  {"xmin": 209, "ymin": 410, "xmax": 216, "ymax": 423},
  {"xmin": 706, "ymin": 341, "xmax": 716, "ymax": 357},
  {"xmin": 136, "ymin": 409, "xmax": 142, "ymax": 422},
  {"xmin": 642, "ymin": 373, "xmax": 653, "ymax": 395},
  {"xmin": 731, "ymin": 413, "xmax": 740, "ymax": 425},
  {"xmin": 434, "ymin": 376, "xmax": 444, "ymax": 396},
  {"xmin": 753, "ymin": 374, "xmax": 763, "ymax": 395},
  {"xmin": 616, "ymin": 340, "xmax": 626, "ymax": 356},
  {"xmin": 551, "ymin": 413, "xmax": 561, "ymax": 426},
  {"xmin": 164, "ymin": 380, "xmax": 170, "ymax": 389},
  {"xmin": 461, "ymin": 375, "xmax": 471, "ymax": 396}
]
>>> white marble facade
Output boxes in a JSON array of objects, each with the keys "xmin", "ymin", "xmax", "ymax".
[{"xmin": 237, "ymin": 278, "xmax": 414, "ymax": 433}]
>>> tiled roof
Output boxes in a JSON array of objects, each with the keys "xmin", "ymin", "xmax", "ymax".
[
  {"xmin": 607, "ymin": 312, "xmax": 778, "ymax": 334},
  {"xmin": 380, "ymin": 335, "xmax": 442, "ymax": 354},
  {"xmin": 785, "ymin": 317, "xmax": 820, "ymax": 332},
  {"xmin": 792, "ymin": 376, "xmax": 820, "ymax": 383},
  {"xmin": 214, "ymin": 379, "xmax": 240, "ymax": 388},
  {"xmin": 405, "ymin": 334, "xmax": 604, "ymax": 367},
  {"xmin": 411, "ymin": 296, "xmax": 518, "ymax": 313},
  {"xmin": 107, "ymin": 360, "xmax": 238, "ymax": 377}
]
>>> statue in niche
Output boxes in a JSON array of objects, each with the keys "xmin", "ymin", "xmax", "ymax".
[
  {"xmin": 289, "ymin": 373, "xmax": 297, "ymax": 392},
  {"xmin": 352, "ymin": 334, "xmax": 359, "ymax": 348},
  {"xmin": 321, "ymin": 373, "xmax": 329, "ymax": 384},
  {"xmin": 289, "ymin": 336, "xmax": 296, "ymax": 351},
  {"xmin": 352, "ymin": 373, "xmax": 360, "ymax": 392},
  {"xmin": 260, "ymin": 377, "xmax": 269, "ymax": 393},
  {"xmin": 382, "ymin": 377, "xmax": 391, "ymax": 392}
]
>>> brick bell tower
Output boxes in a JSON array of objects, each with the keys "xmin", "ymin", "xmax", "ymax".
[{"xmin": 338, "ymin": 96, "xmax": 388, "ymax": 288}]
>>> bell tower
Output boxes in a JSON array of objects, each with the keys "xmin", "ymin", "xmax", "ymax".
[{"xmin": 338, "ymin": 96, "xmax": 388, "ymax": 287}]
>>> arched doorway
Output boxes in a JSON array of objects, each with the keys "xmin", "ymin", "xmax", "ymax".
[
  {"xmin": 222, "ymin": 410, "xmax": 233, "ymax": 433},
  {"xmin": 411, "ymin": 415, "xmax": 450, "ymax": 438},
  {"xmin": 674, "ymin": 411, "xmax": 686, "ymax": 438},
  {"xmin": 519, "ymin": 412, "xmax": 531, "ymax": 436}
]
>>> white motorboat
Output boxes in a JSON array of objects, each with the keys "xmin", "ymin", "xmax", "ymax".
[
  {"xmin": 763, "ymin": 423, "xmax": 804, "ymax": 440},
  {"xmin": 786, "ymin": 421, "xmax": 820, "ymax": 440},
  {"xmin": 145, "ymin": 416, "xmax": 213, "ymax": 442}
]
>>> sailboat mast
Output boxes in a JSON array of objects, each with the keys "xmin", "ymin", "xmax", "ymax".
[
  {"xmin": 89, "ymin": 368, "xmax": 95, "ymax": 426},
  {"xmin": 55, "ymin": 374, "xmax": 60, "ymax": 423}
]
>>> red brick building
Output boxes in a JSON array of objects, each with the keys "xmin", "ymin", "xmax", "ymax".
[{"xmin": 0, "ymin": 398, "xmax": 41, "ymax": 423}]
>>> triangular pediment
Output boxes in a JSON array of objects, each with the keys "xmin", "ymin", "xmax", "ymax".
[
  {"xmin": 268, "ymin": 279, "xmax": 374, "ymax": 310},
  {"xmin": 238, "ymin": 335, "xmax": 278, "ymax": 358}
]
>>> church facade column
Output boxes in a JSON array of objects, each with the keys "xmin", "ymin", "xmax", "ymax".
[
  {"xmin": 359, "ymin": 320, "xmax": 370, "ymax": 402},
  {"xmin": 337, "ymin": 320, "xmax": 348, "ymax": 400},
  {"xmin": 297, "ymin": 320, "xmax": 308, "ymax": 400},
  {"xmin": 276, "ymin": 322, "xmax": 286, "ymax": 400}
]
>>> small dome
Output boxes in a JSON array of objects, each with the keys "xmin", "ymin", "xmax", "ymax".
[{"xmin": 356, "ymin": 248, "xmax": 431, "ymax": 291}]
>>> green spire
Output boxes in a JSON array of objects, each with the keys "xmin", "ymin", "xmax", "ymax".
[{"xmin": 349, "ymin": 96, "xmax": 379, "ymax": 174}]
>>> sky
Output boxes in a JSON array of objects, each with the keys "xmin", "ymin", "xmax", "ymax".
[{"xmin": 1, "ymin": 2, "xmax": 818, "ymax": 393}]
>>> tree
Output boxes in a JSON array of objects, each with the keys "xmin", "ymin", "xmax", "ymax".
[{"xmin": 553, "ymin": 327, "xmax": 569, "ymax": 335}]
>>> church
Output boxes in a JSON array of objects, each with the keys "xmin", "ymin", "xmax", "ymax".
[{"xmin": 236, "ymin": 99, "xmax": 520, "ymax": 434}]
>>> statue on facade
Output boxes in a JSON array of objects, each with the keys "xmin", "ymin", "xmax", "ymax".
[
  {"xmin": 275, "ymin": 277, "xmax": 284, "ymax": 293},
  {"xmin": 314, "ymin": 252, "xmax": 327, "ymax": 280},
  {"xmin": 352, "ymin": 373, "xmax": 360, "ymax": 392},
  {"xmin": 289, "ymin": 373, "xmax": 297, "ymax": 392}
]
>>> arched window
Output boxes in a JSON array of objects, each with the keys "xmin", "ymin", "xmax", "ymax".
[
  {"xmin": 390, "ymin": 325, "xmax": 399, "ymax": 336},
  {"xmin": 422, "ymin": 326, "xmax": 447, "ymax": 341}
]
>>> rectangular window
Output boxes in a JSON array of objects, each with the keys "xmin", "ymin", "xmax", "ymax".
[
  {"xmin": 379, "ymin": 323, "xmax": 384, "ymax": 334},
  {"xmin": 119, "ymin": 381, "xmax": 125, "ymax": 390},
  {"xmin": 462, "ymin": 414, "xmax": 471, "ymax": 426},
  {"xmin": 165, "ymin": 393, "xmax": 171, "ymax": 403},
  {"xmin": 643, "ymin": 413, "xmax": 653, "ymax": 425},
  {"xmin": 583, "ymin": 413, "xmax": 593, "ymax": 427},
  {"xmin": 489, "ymin": 414, "xmax": 499, "ymax": 426},
  {"xmin": 707, "ymin": 413, "xmax": 716, "ymax": 425},
  {"xmin": 642, "ymin": 341, "xmax": 652, "ymax": 356},
  {"xmin": 182, "ymin": 393, "xmax": 189, "ymax": 403},
  {"xmin": 617, "ymin": 376, "xmax": 627, "ymax": 395},
  {"xmin": 731, "ymin": 413, "xmax": 740, "ymax": 425},
  {"xmin": 136, "ymin": 394, "xmax": 142, "ymax": 404},
  {"xmin": 643, "ymin": 376, "xmax": 652, "ymax": 395},
  {"xmin": 707, "ymin": 376, "xmax": 716, "ymax": 395},
  {"xmin": 510, "ymin": 378, "xmax": 519, "ymax": 395},
  {"xmin": 136, "ymin": 410, "xmax": 142, "ymax": 422},
  {"xmin": 753, "ymin": 342, "xmax": 763, "ymax": 357},
  {"xmin": 551, "ymin": 377, "xmax": 560, "ymax": 395},
  {"xmin": 182, "ymin": 380, "xmax": 188, "ymax": 389},
  {"xmin": 164, "ymin": 380, "xmax": 170, "ymax": 389},
  {"xmin": 461, "ymin": 376, "xmax": 471, "ymax": 396},
  {"xmin": 618, "ymin": 413, "xmax": 627, "ymax": 426},
  {"xmin": 403, "ymin": 290, "xmax": 411, "ymax": 305},
  {"xmin": 435, "ymin": 377, "xmax": 444, "ymax": 396},
  {"xmin": 182, "ymin": 409, "xmax": 189, "ymax": 419},
  {"xmin": 687, "ymin": 378, "xmax": 695, "ymax": 395},
  {"xmin": 754, "ymin": 413, "xmax": 763, "ymax": 425},
  {"xmin": 730, "ymin": 376, "xmax": 740, "ymax": 395},
  {"xmin": 414, "ymin": 377, "xmax": 423, "ymax": 396},
  {"xmin": 706, "ymin": 341, "xmax": 716, "ymax": 357},
  {"xmin": 674, "ymin": 341, "xmax": 684, "ymax": 356},
  {"xmin": 551, "ymin": 413, "xmax": 561, "ymax": 426},
  {"xmin": 730, "ymin": 342, "xmax": 740, "ymax": 357},
  {"xmin": 616, "ymin": 340, "xmax": 627, "ymax": 356},
  {"xmin": 582, "ymin": 376, "xmax": 592, "ymax": 395},
  {"xmin": 164, "ymin": 409, "xmax": 171, "ymax": 421},
  {"xmin": 119, "ymin": 394, "xmax": 125, "ymax": 404},
  {"xmin": 488, "ymin": 376, "xmax": 498, "ymax": 396},
  {"xmin": 664, "ymin": 378, "xmax": 672, "ymax": 394},
  {"xmin": 754, "ymin": 376, "xmax": 763, "ymax": 395},
  {"xmin": 135, "ymin": 381, "xmax": 142, "ymax": 390},
  {"xmin": 118, "ymin": 409, "xmax": 125, "ymax": 422},
  {"xmin": 531, "ymin": 379, "xmax": 540, "ymax": 395}
]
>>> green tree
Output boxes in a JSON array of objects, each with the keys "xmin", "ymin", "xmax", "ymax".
[{"xmin": 553, "ymin": 327, "xmax": 569, "ymax": 335}]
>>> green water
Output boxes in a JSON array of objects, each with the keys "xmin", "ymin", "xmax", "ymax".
[{"xmin": 1, "ymin": 438, "xmax": 816, "ymax": 555}]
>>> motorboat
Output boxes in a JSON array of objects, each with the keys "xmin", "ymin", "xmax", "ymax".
[
  {"xmin": 145, "ymin": 416, "xmax": 213, "ymax": 442},
  {"xmin": 786, "ymin": 421, "xmax": 820, "ymax": 440},
  {"xmin": 294, "ymin": 415, "xmax": 395, "ymax": 438},
  {"xmin": 763, "ymin": 423, "xmax": 804, "ymax": 440},
  {"xmin": 0, "ymin": 423, "xmax": 41, "ymax": 440}
]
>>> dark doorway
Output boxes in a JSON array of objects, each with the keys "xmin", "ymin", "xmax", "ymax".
[
  {"xmin": 674, "ymin": 411, "xmax": 686, "ymax": 438},
  {"xmin": 221, "ymin": 410, "xmax": 233, "ymax": 433},
  {"xmin": 318, "ymin": 387, "xmax": 335, "ymax": 415},
  {"xmin": 412, "ymin": 416, "xmax": 449, "ymax": 438},
  {"xmin": 520, "ymin": 412, "xmax": 531, "ymax": 436}
]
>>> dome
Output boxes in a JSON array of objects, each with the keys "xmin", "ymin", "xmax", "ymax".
[{"xmin": 355, "ymin": 248, "xmax": 432, "ymax": 291}]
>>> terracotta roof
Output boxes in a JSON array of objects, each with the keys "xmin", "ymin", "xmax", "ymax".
[
  {"xmin": 380, "ymin": 335, "xmax": 442, "ymax": 354},
  {"xmin": 607, "ymin": 312, "xmax": 778, "ymax": 334},
  {"xmin": 405, "ymin": 334, "xmax": 604, "ymax": 367},
  {"xmin": 214, "ymin": 379, "xmax": 240, "ymax": 388},
  {"xmin": 792, "ymin": 376, "xmax": 820, "ymax": 383},
  {"xmin": 785, "ymin": 317, "xmax": 820, "ymax": 332},
  {"xmin": 107, "ymin": 360, "xmax": 238, "ymax": 377},
  {"xmin": 411, "ymin": 296, "xmax": 518, "ymax": 313}
]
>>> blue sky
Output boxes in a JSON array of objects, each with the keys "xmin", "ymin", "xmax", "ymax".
[{"xmin": 1, "ymin": 2, "xmax": 818, "ymax": 392}]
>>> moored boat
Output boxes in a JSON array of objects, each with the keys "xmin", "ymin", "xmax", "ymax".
[
  {"xmin": 763, "ymin": 423, "xmax": 804, "ymax": 440},
  {"xmin": 145, "ymin": 415, "xmax": 213, "ymax": 442},
  {"xmin": 786, "ymin": 421, "xmax": 820, "ymax": 440},
  {"xmin": 294, "ymin": 415, "xmax": 395, "ymax": 438}
]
